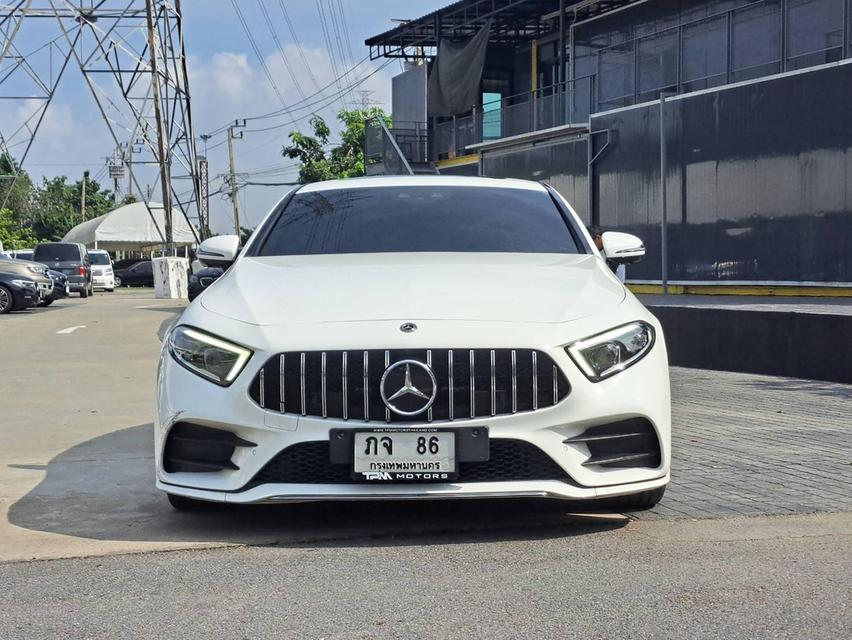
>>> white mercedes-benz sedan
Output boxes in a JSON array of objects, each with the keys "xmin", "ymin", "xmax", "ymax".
[{"xmin": 156, "ymin": 176, "xmax": 670, "ymax": 511}]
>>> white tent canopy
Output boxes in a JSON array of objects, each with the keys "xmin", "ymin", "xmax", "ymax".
[{"xmin": 62, "ymin": 201, "xmax": 197, "ymax": 250}]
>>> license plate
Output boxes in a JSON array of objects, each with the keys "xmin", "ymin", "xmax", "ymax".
[{"xmin": 353, "ymin": 430, "xmax": 456, "ymax": 481}]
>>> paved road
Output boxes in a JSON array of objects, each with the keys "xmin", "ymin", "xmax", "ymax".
[
  {"xmin": 1, "ymin": 291, "xmax": 850, "ymax": 638},
  {"xmin": 1, "ymin": 513, "xmax": 849, "ymax": 639}
]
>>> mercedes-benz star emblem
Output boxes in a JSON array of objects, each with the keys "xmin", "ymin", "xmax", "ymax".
[
  {"xmin": 380, "ymin": 360, "xmax": 437, "ymax": 416},
  {"xmin": 399, "ymin": 322, "xmax": 418, "ymax": 333}
]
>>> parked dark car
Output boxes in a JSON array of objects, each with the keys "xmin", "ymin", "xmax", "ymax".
[
  {"xmin": 33, "ymin": 242, "xmax": 93, "ymax": 298},
  {"xmin": 114, "ymin": 260, "xmax": 154, "ymax": 287},
  {"xmin": 113, "ymin": 257, "xmax": 150, "ymax": 271},
  {"xmin": 187, "ymin": 266, "xmax": 224, "ymax": 301},
  {"xmin": 0, "ymin": 254, "xmax": 54, "ymax": 301},
  {"xmin": 0, "ymin": 271, "xmax": 39, "ymax": 313},
  {"xmin": 39, "ymin": 269, "xmax": 69, "ymax": 307}
]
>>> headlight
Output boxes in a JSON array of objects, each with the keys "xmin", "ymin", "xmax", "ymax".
[
  {"xmin": 566, "ymin": 321, "xmax": 655, "ymax": 381},
  {"xmin": 167, "ymin": 325, "xmax": 252, "ymax": 386},
  {"xmin": 27, "ymin": 265, "xmax": 46, "ymax": 275},
  {"xmin": 11, "ymin": 279, "xmax": 37, "ymax": 289}
]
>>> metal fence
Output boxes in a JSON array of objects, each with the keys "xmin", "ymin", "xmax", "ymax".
[{"xmin": 368, "ymin": 76, "xmax": 597, "ymax": 168}]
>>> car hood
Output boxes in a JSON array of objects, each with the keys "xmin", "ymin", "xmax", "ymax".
[
  {"xmin": 200, "ymin": 253, "xmax": 625, "ymax": 326},
  {"xmin": 0, "ymin": 259, "xmax": 48, "ymax": 278}
]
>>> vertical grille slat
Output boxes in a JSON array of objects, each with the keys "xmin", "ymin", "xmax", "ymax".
[
  {"xmin": 490, "ymin": 349, "xmax": 496, "ymax": 417},
  {"xmin": 511, "ymin": 350, "xmax": 517, "ymax": 414},
  {"xmin": 342, "ymin": 352, "xmax": 348, "ymax": 421},
  {"xmin": 469, "ymin": 349, "xmax": 475, "ymax": 419},
  {"xmin": 321, "ymin": 352, "xmax": 327, "ymax": 418},
  {"xmin": 300, "ymin": 352, "xmax": 306, "ymax": 416},
  {"xmin": 384, "ymin": 350, "xmax": 391, "ymax": 423},
  {"xmin": 532, "ymin": 351, "xmax": 538, "ymax": 411},
  {"xmin": 552, "ymin": 365, "xmax": 558, "ymax": 406},
  {"xmin": 250, "ymin": 348, "xmax": 569, "ymax": 422},
  {"xmin": 426, "ymin": 350, "xmax": 433, "ymax": 423},
  {"xmin": 279, "ymin": 354, "xmax": 285, "ymax": 413},
  {"xmin": 363, "ymin": 351, "xmax": 369, "ymax": 422},
  {"xmin": 448, "ymin": 349, "xmax": 454, "ymax": 421}
]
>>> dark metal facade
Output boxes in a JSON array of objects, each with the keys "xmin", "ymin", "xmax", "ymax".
[{"xmin": 592, "ymin": 61, "xmax": 852, "ymax": 283}]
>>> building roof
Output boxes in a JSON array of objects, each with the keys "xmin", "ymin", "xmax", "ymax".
[{"xmin": 365, "ymin": 0, "xmax": 638, "ymax": 59}]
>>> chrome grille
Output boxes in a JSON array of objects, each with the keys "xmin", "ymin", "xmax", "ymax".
[{"xmin": 248, "ymin": 348, "xmax": 570, "ymax": 423}]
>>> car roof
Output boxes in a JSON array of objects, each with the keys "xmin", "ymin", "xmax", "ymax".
[
  {"xmin": 297, "ymin": 175, "xmax": 547, "ymax": 194},
  {"xmin": 88, "ymin": 249, "xmax": 109, "ymax": 254}
]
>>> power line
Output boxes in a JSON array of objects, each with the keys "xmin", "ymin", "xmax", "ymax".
[
  {"xmin": 315, "ymin": 0, "xmax": 347, "ymax": 110},
  {"xmin": 229, "ymin": 0, "xmax": 292, "ymax": 116},
  {"xmin": 277, "ymin": 0, "xmax": 322, "ymax": 93},
  {"xmin": 257, "ymin": 0, "xmax": 306, "ymax": 102},
  {"xmin": 203, "ymin": 53, "xmax": 377, "ymax": 138}
]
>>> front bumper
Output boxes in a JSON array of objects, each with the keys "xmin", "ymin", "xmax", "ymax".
[
  {"xmin": 156, "ymin": 314, "xmax": 672, "ymax": 504},
  {"xmin": 12, "ymin": 286, "xmax": 39, "ymax": 309},
  {"xmin": 92, "ymin": 275, "xmax": 115, "ymax": 289}
]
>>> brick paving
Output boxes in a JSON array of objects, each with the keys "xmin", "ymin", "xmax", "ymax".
[{"xmin": 642, "ymin": 367, "xmax": 852, "ymax": 519}]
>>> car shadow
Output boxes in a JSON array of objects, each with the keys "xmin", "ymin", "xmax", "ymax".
[{"xmin": 7, "ymin": 424, "xmax": 627, "ymax": 548}]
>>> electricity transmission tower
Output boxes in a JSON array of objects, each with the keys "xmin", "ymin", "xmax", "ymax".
[{"xmin": 0, "ymin": 0, "xmax": 203, "ymax": 248}]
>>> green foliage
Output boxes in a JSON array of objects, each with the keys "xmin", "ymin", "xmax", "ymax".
[
  {"xmin": 0, "ymin": 154, "xmax": 118, "ymax": 243},
  {"xmin": 0, "ymin": 208, "xmax": 38, "ymax": 250},
  {"xmin": 282, "ymin": 108, "xmax": 390, "ymax": 184}
]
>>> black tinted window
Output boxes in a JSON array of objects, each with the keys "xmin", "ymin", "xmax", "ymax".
[
  {"xmin": 257, "ymin": 186, "xmax": 581, "ymax": 256},
  {"xmin": 34, "ymin": 244, "xmax": 81, "ymax": 262},
  {"xmin": 89, "ymin": 253, "xmax": 111, "ymax": 265},
  {"xmin": 136, "ymin": 262, "xmax": 152, "ymax": 273}
]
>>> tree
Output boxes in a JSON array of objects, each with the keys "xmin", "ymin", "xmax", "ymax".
[
  {"xmin": 282, "ymin": 107, "xmax": 390, "ymax": 184},
  {"xmin": 0, "ymin": 208, "xmax": 38, "ymax": 250},
  {"xmin": 0, "ymin": 153, "xmax": 34, "ymax": 225}
]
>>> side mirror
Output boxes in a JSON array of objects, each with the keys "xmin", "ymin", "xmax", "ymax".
[
  {"xmin": 601, "ymin": 231, "xmax": 645, "ymax": 264},
  {"xmin": 198, "ymin": 235, "xmax": 240, "ymax": 267}
]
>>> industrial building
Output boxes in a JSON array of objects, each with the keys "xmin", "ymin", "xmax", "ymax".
[{"xmin": 365, "ymin": 0, "xmax": 851, "ymax": 291}]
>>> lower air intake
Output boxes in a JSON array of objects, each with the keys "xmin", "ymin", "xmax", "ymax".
[
  {"xmin": 564, "ymin": 418, "xmax": 661, "ymax": 468},
  {"xmin": 243, "ymin": 439, "xmax": 576, "ymax": 488}
]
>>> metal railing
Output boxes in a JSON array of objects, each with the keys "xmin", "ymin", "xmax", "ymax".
[
  {"xmin": 365, "ymin": 75, "xmax": 597, "ymax": 170},
  {"xmin": 364, "ymin": 120, "xmax": 418, "ymax": 175},
  {"xmin": 431, "ymin": 75, "xmax": 596, "ymax": 161}
]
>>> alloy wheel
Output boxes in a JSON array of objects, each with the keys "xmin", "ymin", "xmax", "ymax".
[{"xmin": 0, "ymin": 286, "xmax": 12, "ymax": 314}]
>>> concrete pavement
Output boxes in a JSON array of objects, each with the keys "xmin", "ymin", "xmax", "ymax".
[
  {"xmin": 1, "ymin": 291, "xmax": 851, "ymax": 562},
  {"xmin": 1, "ymin": 289, "xmax": 851, "ymax": 638}
]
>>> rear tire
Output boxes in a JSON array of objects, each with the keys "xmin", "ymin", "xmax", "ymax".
[
  {"xmin": 167, "ymin": 493, "xmax": 215, "ymax": 511},
  {"xmin": 592, "ymin": 486, "xmax": 666, "ymax": 512},
  {"xmin": 79, "ymin": 287, "xmax": 88, "ymax": 299},
  {"xmin": 39, "ymin": 298, "xmax": 54, "ymax": 307},
  {"xmin": 114, "ymin": 276, "xmax": 122, "ymax": 287},
  {"xmin": 0, "ymin": 285, "xmax": 12, "ymax": 314}
]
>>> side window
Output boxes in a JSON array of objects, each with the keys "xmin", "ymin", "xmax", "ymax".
[{"xmin": 140, "ymin": 262, "xmax": 152, "ymax": 273}]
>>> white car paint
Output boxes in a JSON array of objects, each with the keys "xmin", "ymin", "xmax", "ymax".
[
  {"xmin": 88, "ymin": 249, "xmax": 115, "ymax": 291},
  {"xmin": 156, "ymin": 176, "xmax": 670, "ymax": 506}
]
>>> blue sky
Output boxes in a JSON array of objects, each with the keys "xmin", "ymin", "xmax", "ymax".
[{"xmin": 3, "ymin": 1, "xmax": 448, "ymax": 232}]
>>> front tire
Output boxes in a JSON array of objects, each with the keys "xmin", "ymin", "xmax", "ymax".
[
  {"xmin": 0, "ymin": 285, "xmax": 12, "ymax": 314},
  {"xmin": 166, "ymin": 493, "xmax": 215, "ymax": 511},
  {"xmin": 39, "ymin": 298, "xmax": 54, "ymax": 307},
  {"xmin": 114, "ymin": 276, "xmax": 122, "ymax": 287}
]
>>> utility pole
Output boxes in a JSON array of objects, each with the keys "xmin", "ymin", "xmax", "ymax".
[
  {"xmin": 145, "ymin": 0, "xmax": 174, "ymax": 253},
  {"xmin": 227, "ymin": 124, "xmax": 244, "ymax": 238},
  {"xmin": 80, "ymin": 170, "xmax": 88, "ymax": 221},
  {"xmin": 197, "ymin": 156, "xmax": 210, "ymax": 239}
]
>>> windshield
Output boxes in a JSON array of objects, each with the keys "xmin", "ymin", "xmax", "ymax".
[
  {"xmin": 34, "ymin": 244, "xmax": 81, "ymax": 262},
  {"xmin": 89, "ymin": 253, "xmax": 111, "ymax": 265},
  {"xmin": 254, "ymin": 186, "xmax": 583, "ymax": 256}
]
